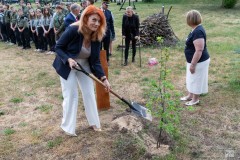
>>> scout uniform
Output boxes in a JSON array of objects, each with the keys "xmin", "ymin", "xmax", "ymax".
[
  {"xmin": 10, "ymin": 11, "xmax": 20, "ymax": 45},
  {"xmin": 3, "ymin": 9, "xmax": 11, "ymax": 42},
  {"xmin": 30, "ymin": 17, "xmax": 38, "ymax": 50},
  {"xmin": 17, "ymin": 14, "xmax": 31, "ymax": 49},
  {"xmin": 41, "ymin": 15, "xmax": 53, "ymax": 51},
  {"xmin": 53, "ymin": 11, "xmax": 65, "ymax": 41},
  {"xmin": 35, "ymin": 15, "xmax": 45, "ymax": 51}
]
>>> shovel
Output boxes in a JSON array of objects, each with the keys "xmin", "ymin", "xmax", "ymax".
[{"xmin": 74, "ymin": 63, "xmax": 152, "ymax": 121}]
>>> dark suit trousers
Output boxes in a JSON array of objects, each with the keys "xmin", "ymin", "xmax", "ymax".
[
  {"xmin": 125, "ymin": 36, "xmax": 136, "ymax": 61},
  {"xmin": 101, "ymin": 36, "xmax": 111, "ymax": 62}
]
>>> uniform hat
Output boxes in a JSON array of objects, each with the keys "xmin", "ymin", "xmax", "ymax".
[{"xmin": 102, "ymin": 1, "xmax": 110, "ymax": 6}]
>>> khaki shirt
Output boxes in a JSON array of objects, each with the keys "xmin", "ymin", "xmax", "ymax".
[
  {"xmin": 3, "ymin": 10, "xmax": 11, "ymax": 23},
  {"xmin": 10, "ymin": 12, "xmax": 18, "ymax": 25}
]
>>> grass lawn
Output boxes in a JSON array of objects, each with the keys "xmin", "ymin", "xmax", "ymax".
[{"xmin": 0, "ymin": 0, "xmax": 240, "ymax": 159}]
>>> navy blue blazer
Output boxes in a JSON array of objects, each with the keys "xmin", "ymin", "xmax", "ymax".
[
  {"xmin": 53, "ymin": 25, "xmax": 105, "ymax": 80},
  {"xmin": 103, "ymin": 9, "xmax": 115, "ymax": 38},
  {"xmin": 64, "ymin": 13, "xmax": 77, "ymax": 28}
]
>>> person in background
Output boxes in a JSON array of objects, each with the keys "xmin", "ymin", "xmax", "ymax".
[
  {"xmin": 42, "ymin": 7, "xmax": 55, "ymax": 54},
  {"xmin": 35, "ymin": 9, "xmax": 45, "ymax": 52},
  {"xmin": 64, "ymin": 3, "xmax": 80, "ymax": 28},
  {"xmin": 0, "ymin": 8, "xmax": 4, "ymax": 41},
  {"xmin": 25, "ymin": 2, "xmax": 32, "ymax": 16},
  {"xmin": 122, "ymin": 6, "xmax": 140, "ymax": 66},
  {"xmin": 10, "ymin": 7, "xmax": 19, "ymax": 46},
  {"xmin": 101, "ymin": 1, "xmax": 115, "ymax": 65},
  {"xmin": 17, "ymin": 8, "xmax": 31, "ymax": 49},
  {"xmin": 109, "ymin": 11, "xmax": 115, "ymax": 56},
  {"xmin": 29, "ymin": 9, "xmax": 38, "ymax": 51},
  {"xmin": 80, "ymin": 0, "xmax": 87, "ymax": 14},
  {"xmin": 65, "ymin": 3, "xmax": 71, "ymax": 15},
  {"xmin": 53, "ymin": 5, "xmax": 65, "ymax": 42},
  {"xmin": 86, "ymin": 0, "xmax": 94, "ymax": 6},
  {"xmin": 42, "ymin": 7, "xmax": 54, "ymax": 54},
  {"xmin": 3, "ymin": 4, "xmax": 11, "ymax": 43},
  {"xmin": 180, "ymin": 10, "xmax": 210, "ymax": 106},
  {"xmin": 53, "ymin": 5, "xmax": 111, "ymax": 136},
  {"xmin": 60, "ymin": 2, "xmax": 68, "ymax": 16},
  {"xmin": 35, "ymin": 1, "xmax": 42, "ymax": 11}
]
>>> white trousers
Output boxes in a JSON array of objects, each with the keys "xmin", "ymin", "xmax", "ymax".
[{"xmin": 60, "ymin": 59, "xmax": 100, "ymax": 135}]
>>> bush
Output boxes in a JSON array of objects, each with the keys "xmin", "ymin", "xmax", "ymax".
[{"xmin": 222, "ymin": 0, "xmax": 238, "ymax": 8}]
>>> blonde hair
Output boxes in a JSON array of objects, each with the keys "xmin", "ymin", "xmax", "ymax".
[
  {"xmin": 186, "ymin": 10, "xmax": 202, "ymax": 26},
  {"xmin": 76, "ymin": 5, "xmax": 106, "ymax": 41}
]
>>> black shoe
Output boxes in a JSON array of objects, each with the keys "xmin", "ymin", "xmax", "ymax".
[
  {"xmin": 124, "ymin": 60, "xmax": 128, "ymax": 66},
  {"xmin": 132, "ymin": 58, "xmax": 135, "ymax": 63}
]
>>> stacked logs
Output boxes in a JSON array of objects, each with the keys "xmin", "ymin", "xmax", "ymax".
[{"xmin": 139, "ymin": 13, "xmax": 178, "ymax": 47}]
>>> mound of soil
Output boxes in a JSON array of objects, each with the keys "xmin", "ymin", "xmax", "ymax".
[{"xmin": 111, "ymin": 114, "xmax": 173, "ymax": 158}]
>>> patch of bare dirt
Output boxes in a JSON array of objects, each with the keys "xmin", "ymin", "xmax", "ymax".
[{"xmin": 111, "ymin": 114, "xmax": 172, "ymax": 158}]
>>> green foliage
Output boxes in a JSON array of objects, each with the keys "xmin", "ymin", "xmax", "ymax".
[
  {"xmin": 3, "ymin": 128, "xmax": 16, "ymax": 136},
  {"xmin": 222, "ymin": 0, "xmax": 238, "ymax": 8},
  {"xmin": 228, "ymin": 58, "xmax": 240, "ymax": 91},
  {"xmin": 47, "ymin": 137, "xmax": 63, "ymax": 149},
  {"xmin": 36, "ymin": 105, "xmax": 53, "ymax": 113},
  {"xmin": 10, "ymin": 97, "xmax": 23, "ymax": 103},
  {"xmin": 146, "ymin": 37, "xmax": 183, "ymax": 147}
]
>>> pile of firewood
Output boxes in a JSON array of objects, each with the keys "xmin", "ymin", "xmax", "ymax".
[{"xmin": 139, "ymin": 13, "xmax": 178, "ymax": 47}]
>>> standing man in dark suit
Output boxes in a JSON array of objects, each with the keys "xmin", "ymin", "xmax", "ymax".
[
  {"xmin": 101, "ymin": 1, "xmax": 115, "ymax": 65},
  {"xmin": 122, "ymin": 6, "xmax": 140, "ymax": 66},
  {"xmin": 64, "ymin": 3, "xmax": 80, "ymax": 28}
]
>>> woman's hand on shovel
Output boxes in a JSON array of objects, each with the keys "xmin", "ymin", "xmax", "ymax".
[
  {"xmin": 102, "ymin": 77, "xmax": 111, "ymax": 92},
  {"xmin": 68, "ymin": 58, "xmax": 78, "ymax": 69}
]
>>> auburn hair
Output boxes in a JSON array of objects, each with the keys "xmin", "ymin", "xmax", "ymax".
[{"xmin": 77, "ymin": 5, "xmax": 106, "ymax": 41}]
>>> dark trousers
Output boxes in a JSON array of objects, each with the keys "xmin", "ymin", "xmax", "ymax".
[
  {"xmin": 125, "ymin": 36, "xmax": 136, "ymax": 61},
  {"xmin": 101, "ymin": 35, "xmax": 110, "ymax": 62},
  {"xmin": 5, "ymin": 23, "xmax": 11, "ymax": 42},
  {"xmin": 20, "ymin": 28, "xmax": 31, "ymax": 48},
  {"xmin": 31, "ymin": 29, "xmax": 39, "ymax": 49},
  {"xmin": 9, "ymin": 27, "xmax": 16, "ymax": 44},
  {"xmin": 1, "ymin": 23, "xmax": 8, "ymax": 41},
  {"xmin": 44, "ymin": 27, "xmax": 55, "ymax": 51},
  {"xmin": 14, "ymin": 28, "xmax": 22, "ymax": 46},
  {"xmin": 37, "ymin": 27, "xmax": 45, "ymax": 50}
]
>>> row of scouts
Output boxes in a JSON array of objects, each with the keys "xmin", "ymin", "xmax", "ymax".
[
  {"xmin": 0, "ymin": 1, "xmax": 89, "ymax": 54},
  {"xmin": 0, "ymin": 1, "xmax": 139, "ymax": 66}
]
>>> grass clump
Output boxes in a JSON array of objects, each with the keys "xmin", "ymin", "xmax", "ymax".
[
  {"xmin": 3, "ymin": 128, "xmax": 16, "ymax": 136},
  {"xmin": 47, "ymin": 137, "xmax": 63, "ymax": 149},
  {"xmin": 114, "ymin": 134, "xmax": 146, "ymax": 159},
  {"xmin": 36, "ymin": 105, "xmax": 53, "ymax": 113},
  {"xmin": 10, "ymin": 97, "xmax": 23, "ymax": 103}
]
